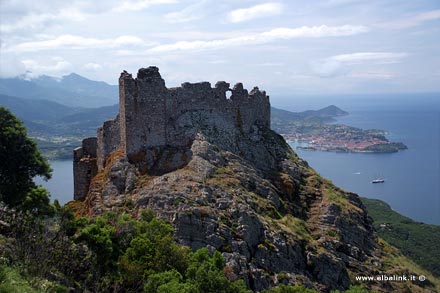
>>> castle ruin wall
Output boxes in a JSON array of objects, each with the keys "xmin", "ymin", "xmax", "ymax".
[
  {"xmin": 73, "ymin": 66, "xmax": 271, "ymax": 200},
  {"xmin": 73, "ymin": 137, "xmax": 98, "ymax": 200},
  {"xmin": 97, "ymin": 116, "xmax": 120, "ymax": 170}
]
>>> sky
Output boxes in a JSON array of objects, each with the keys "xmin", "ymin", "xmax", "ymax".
[{"xmin": 1, "ymin": 0, "xmax": 440, "ymax": 96}]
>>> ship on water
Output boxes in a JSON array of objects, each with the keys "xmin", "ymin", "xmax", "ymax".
[{"xmin": 372, "ymin": 178, "xmax": 385, "ymax": 183}]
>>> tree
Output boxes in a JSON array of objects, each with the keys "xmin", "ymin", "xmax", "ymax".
[{"xmin": 0, "ymin": 106, "xmax": 51, "ymax": 207}]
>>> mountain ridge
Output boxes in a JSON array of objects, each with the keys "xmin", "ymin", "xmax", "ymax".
[{"xmin": 0, "ymin": 73, "xmax": 118, "ymax": 108}]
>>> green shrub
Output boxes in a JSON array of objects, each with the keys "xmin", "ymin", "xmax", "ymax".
[{"xmin": 262, "ymin": 284, "xmax": 319, "ymax": 293}]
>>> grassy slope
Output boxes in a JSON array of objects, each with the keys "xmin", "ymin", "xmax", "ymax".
[
  {"xmin": 361, "ymin": 198, "xmax": 440, "ymax": 278},
  {"xmin": 0, "ymin": 264, "xmax": 61, "ymax": 293}
]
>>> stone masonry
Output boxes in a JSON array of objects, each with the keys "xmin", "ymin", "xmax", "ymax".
[
  {"xmin": 73, "ymin": 66, "xmax": 270, "ymax": 200},
  {"xmin": 73, "ymin": 137, "xmax": 98, "ymax": 200}
]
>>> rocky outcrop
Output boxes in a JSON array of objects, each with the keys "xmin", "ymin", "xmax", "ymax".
[
  {"xmin": 78, "ymin": 127, "xmax": 384, "ymax": 291},
  {"xmin": 72, "ymin": 67, "xmax": 431, "ymax": 292},
  {"xmin": 74, "ymin": 66, "xmax": 270, "ymax": 200}
]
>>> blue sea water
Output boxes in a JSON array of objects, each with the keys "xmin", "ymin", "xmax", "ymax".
[
  {"xmin": 35, "ymin": 160, "xmax": 73, "ymax": 205},
  {"xmin": 275, "ymin": 93, "xmax": 440, "ymax": 225},
  {"xmin": 39, "ymin": 93, "xmax": 440, "ymax": 224}
]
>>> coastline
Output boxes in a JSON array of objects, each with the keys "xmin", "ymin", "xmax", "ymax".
[{"xmin": 286, "ymin": 139, "xmax": 407, "ymax": 154}]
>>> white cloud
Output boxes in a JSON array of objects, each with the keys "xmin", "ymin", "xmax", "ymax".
[
  {"xmin": 260, "ymin": 25, "xmax": 369, "ymax": 38},
  {"xmin": 379, "ymin": 9, "xmax": 440, "ymax": 29},
  {"xmin": 325, "ymin": 0, "xmax": 363, "ymax": 6},
  {"xmin": 227, "ymin": 3, "xmax": 283, "ymax": 23},
  {"xmin": 208, "ymin": 60, "xmax": 227, "ymax": 64},
  {"xmin": 311, "ymin": 52, "xmax": 408, "ymax": 78},
  {"xmin": 113, "ymin": 35, "xmax": 147, "ymax": 46},
  {"xmin": 164, "ymin": 0, "xmax": 209, "ymax": 23},
  {"xmin": 4, "ymin": 35, "xmax": 149, "ymax": 53},
  {"xmin": 112, "ymin": 0, "xmax": 177, "ymax": 12},
  {"xmin": 255, "ymin": 62, "xmax": 284, "ymax": 67},
  {"xmin": 349, "ymin": 71, "xmax": 396, "ymax": 79},
  {"xmin": 1, "ymin": 0, "xmax": 178, "ymax": 34},
  {"xmin": 329, "ymin": 52, "xmax": 408, "ymax": 64},
  {"xmin": 83, "ymin": 63, "xmax": 103, "ymax": 70},
  {"xmin": 0, "ymin": 56, "xmax": 27, "ymax": 78},
  {"xmin": 146, "ymin": 25, "xmax": 369, "ymax": 53},
  {"xmin": 310, "ymin": 60, "xmax": 349, "ymax": 78},
  {"xmin": 21, "ymin": 57, "xmax": 73, "ymax": 77},
  {"xmin": 1, "ymin": 8, "xmax": 87, "ymax": 33}
]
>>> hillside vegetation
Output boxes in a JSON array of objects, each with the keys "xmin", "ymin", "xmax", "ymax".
[
  {"xmin": 0, "ymin": 204, "xmax": 380, "ymax": 293},
  {"xmin": 361, "ymin": 198, "xmax": 440, "ymax": 277}
]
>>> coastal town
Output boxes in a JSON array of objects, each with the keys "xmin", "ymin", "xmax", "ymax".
[
  {"xmin": 282, "ymin": 123, "xmax": 407, "ymax": 153},
  {"xmin": 271, "ymin": 106, "xmax": 407, "ymax": 153}
]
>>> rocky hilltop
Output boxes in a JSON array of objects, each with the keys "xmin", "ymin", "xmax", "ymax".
[{"xmin": 71, "ymin": 67, "xmax": 433, "ymax": 292}]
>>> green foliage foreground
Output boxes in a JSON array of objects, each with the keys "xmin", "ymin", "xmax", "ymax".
[
  {"xmin": 0, "ymin": 106, "xmax": 52, "ymax": 212},
  {"xmin": 0, "ymin": 205, "xmax": 380, "ymax": 292},
  {"xmin": 0, "ymin": 206, "xmax": 249, "ymax": 292}
]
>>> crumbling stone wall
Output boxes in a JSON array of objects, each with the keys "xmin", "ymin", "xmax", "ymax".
[
  {"xmin": 73, "ymin": 66, "xmax": 270, "ymax": 200},
  {"xmin": 97, "ymin": 116, "xmax": 120, "ymax": 171},
  {"xmin": 73, "ymin": 137, "xmax": 98, "ymax": 200},
  {"xmin": 119, "ymin": 67, "xmax": 270, "ymax": 161},
  {"xmin": 119, "ymin": 68, "xmax": 168, "ymax": 161}
]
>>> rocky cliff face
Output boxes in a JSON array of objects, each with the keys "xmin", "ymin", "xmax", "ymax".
[
  {"xmin": 79, "ymin": 127, "xmax": 380, "ymax": 291},
  {"xmin": 73, "ymin": 68, "xmax": 431, "ymax": 292}
]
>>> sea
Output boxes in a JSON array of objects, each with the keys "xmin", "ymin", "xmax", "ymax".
[{"xmin": 37, "ymin": 93, "xmax": 440, "ymax": 225}]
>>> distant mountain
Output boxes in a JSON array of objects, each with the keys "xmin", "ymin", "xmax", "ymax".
[
  {"xmin": 271, "ymin": 104, "xmax": 348, "ymax": 134},
  {"xmin": 0, "ymin": 94, "xmax": 116, "ymax": 137},
  {"xmin": 60, "ymin": 104, "xmax": 119, "ymax": 128},
  {"xmin": 307, "ymin": 104, "xmax": 348, "ymax": 117},
  {"xmin": 271, "ymin": 105, "xmax": 348, "ymax": 123},
  {"xmin": 0, "ymin": 94, "xmax": 79, "ymax": 121},
  {"xmin": 0, "ymin": 93, "xmax": 119, "ymax": 159},
  {"xmin": 0, "ymin": 73, "xmax": 118, "ymax": 108}
]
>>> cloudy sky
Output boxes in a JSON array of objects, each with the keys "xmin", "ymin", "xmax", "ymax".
[{"xmin": 1, "ymin": 0, "xmax": 439, "ymax": 95}]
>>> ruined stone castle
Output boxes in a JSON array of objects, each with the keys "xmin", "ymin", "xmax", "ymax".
[{"xmin": 73, "ymin": 66, "xmax": 270, "ymax": 200}]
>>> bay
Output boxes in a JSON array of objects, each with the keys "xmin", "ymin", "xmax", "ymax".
[
  {"xmin": 35, "ymin": 160, "xmax": 73, "ymax": 205},
  {"xmin": 280, "ymin": 94, "xmax": 440, "ymax": 225}
]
